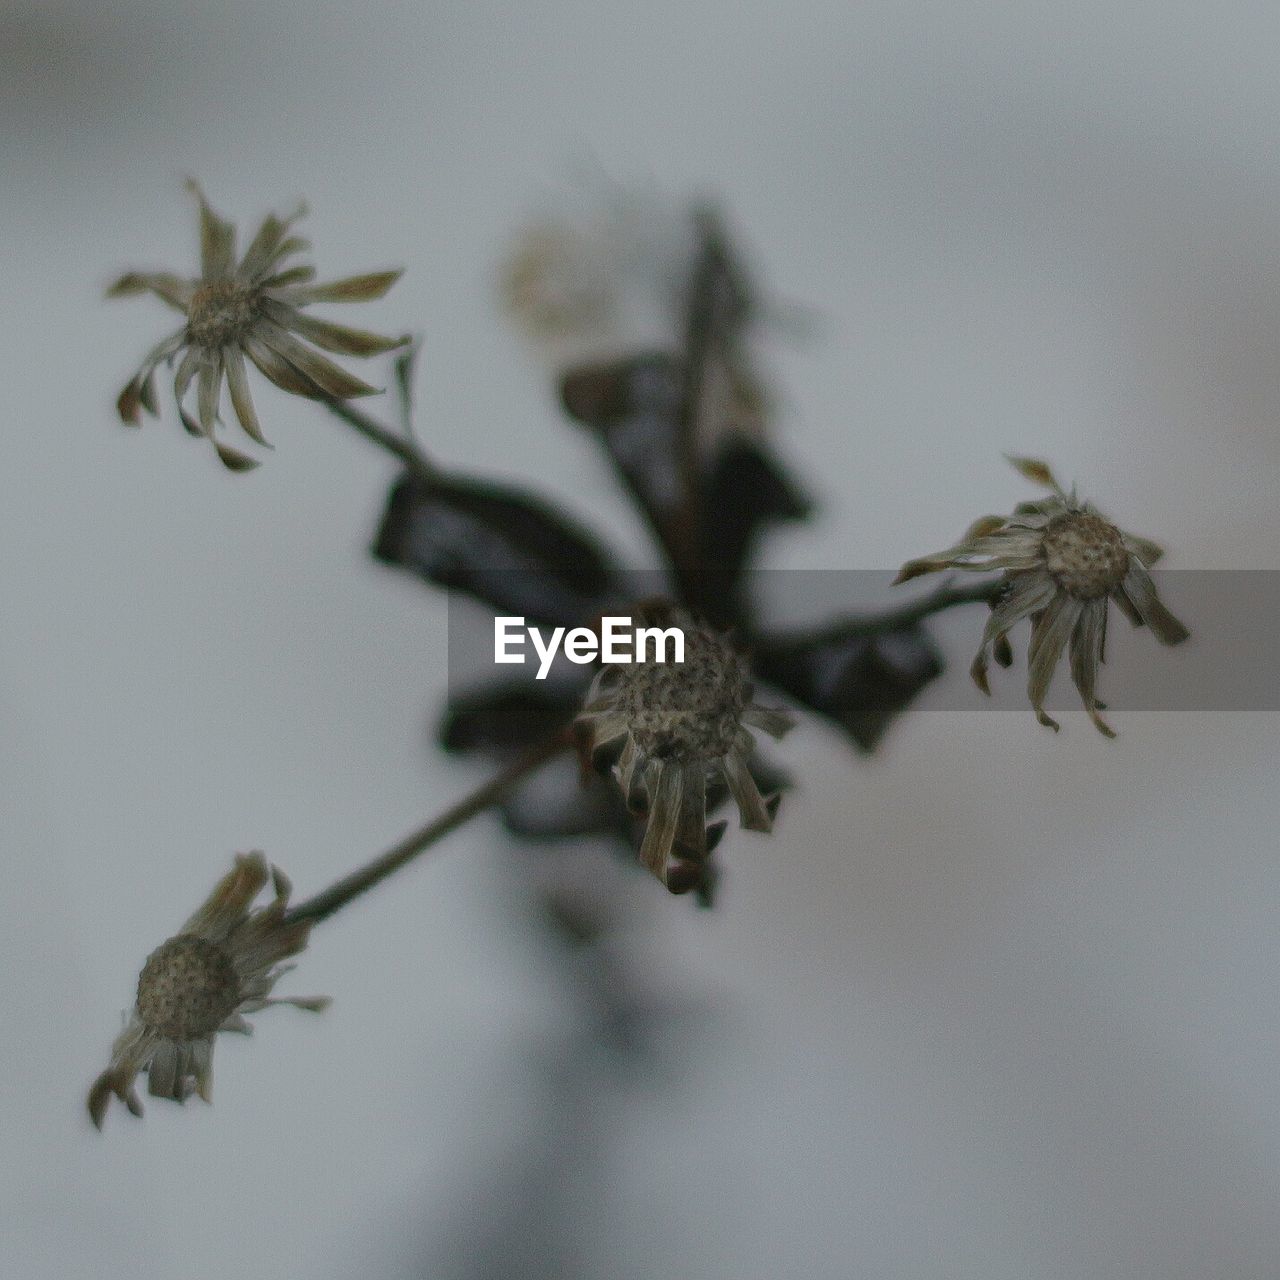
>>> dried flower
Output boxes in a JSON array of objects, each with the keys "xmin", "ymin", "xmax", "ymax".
[
  {"xmin": 87, "ymin": 852, "xmax": 328, "ymax": 1128},
  {"xmin": 895, "ymin": 456, "xmax": 1189, "ymax": 735},
  {"xmin": 110, "ymin": 181, "xmax": 407, "ymax": 470},
  {"xmin": 497, "ymin": 191, "xmax": 718, "ymax": 375},
  {"xmin": 499, "ymin": 221, "xmax": 618, "ymax": 344},
  {"xmin": 575, "ymin": 607, "xmax": 793, "ymax": 891}
]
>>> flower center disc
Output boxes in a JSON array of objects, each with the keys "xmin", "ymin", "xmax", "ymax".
[
  {"xmin": 1042, "ymin": 513, "xmax": 1129, "ymax": 599},
  {"xmin": 619, "ymin": 627, "xmax": 746, "ymax": 762},
  {"xmin": 137, "ymin": 934, "xmax": 240, "ymax": 1039},
  {"xmin": 187, "ymin": 281, "xmax": 257, "ymax": 349}
]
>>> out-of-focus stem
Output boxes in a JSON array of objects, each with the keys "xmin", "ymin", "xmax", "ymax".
[
  {"xmin": 853, "ymin": 577, "xmax": 1003, "ymax": 632},
  {"xmin": 319, "ymin": 395, "xmax": 440, "ymax": 483},
  {"xmin": 285, "ymin": 730, "xmax": 572, "ymax": 926},
  {"xmin": 753, "ymin": 577, "xmax": 1003, "ymax": 650}
]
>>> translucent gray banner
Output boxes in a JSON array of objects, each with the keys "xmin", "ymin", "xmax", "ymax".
[{"xmin": 444, "ymin": 571, "xmax": 1274, "ymax": 712}]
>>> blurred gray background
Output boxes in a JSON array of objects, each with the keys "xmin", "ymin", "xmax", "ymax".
[{"xmin": 5, "ymin": 2, "xmax": 1280, "ymax": 1277}]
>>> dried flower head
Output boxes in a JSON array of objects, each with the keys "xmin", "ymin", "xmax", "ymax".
[
  {"xmin": 499, "ymin": 221, "xmax": 618, "ymax": 342},
  {"xmin": 895, "ymin": 456, "xmax": 1190, "ymax": 735},
  {"xmin": 497, "ymin": 191, "xmax": 714, "ymax": 369},
  {"xmin": 87, "ymin": 852, "xmax": 328, "ymax": 1128},
  {"xmin": 575, "ymin": 607, "xmax": 794, "ymax": 891},
  {"xmin": 110, "ymin": 181, "xmax": 407, "ymax": 470}
]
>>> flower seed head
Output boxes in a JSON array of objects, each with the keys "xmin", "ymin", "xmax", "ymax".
[
  {"xmin": 615, "ymin": 623, "xmax": 748, "ymax": 764},
  {"xmin": 88, "ymin": 852, "xmax": 328, "ymax": 1128},
  {"xmin": 109, "ymin": 183, "xmax": 407, "ymax": 471},
  {"xmin": 136, "ymin": 934, "xmax": 241, "ymax": 1040},
  {"xmin": 1041, "ymin": 511, "xmax": 1128, "ymax": 599},
  {"xmin": 575, "ymin": 610, "xmax": 793, "ymax": 894},
  {"xmin": 186, "ymin": 280, "xmax": 258, "ymax": 349},
  {"xmin": 893, "ymin": 455, "xmax": 1189, "ymax": 736}
]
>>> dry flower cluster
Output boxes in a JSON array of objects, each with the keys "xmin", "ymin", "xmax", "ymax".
[{"xmin": 88, "ymin": 183, "xmax": 1189, "ymax": 1126}]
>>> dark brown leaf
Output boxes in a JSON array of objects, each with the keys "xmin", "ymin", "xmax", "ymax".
[{"xmin": 373, "ymin": 471, "xmax": 625, "ymax": 628}]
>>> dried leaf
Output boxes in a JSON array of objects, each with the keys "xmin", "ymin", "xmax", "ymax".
[
  {"xmin": 753, "ymin": 622, "xmax": 944, "ymax": 753},
  {"xmin": 373, "ymin": 471, "xmax": 625, "ymax": 628},
  {"xmin": 561, "ymin": 356, "xmax": 809, "ymax": 623},
  {"xmin": 693, "ymin": 437, "xmax": 812, "ymax": 624},
  {"xmin": 440, "ymin": 679, "xmax": 586, "ymax": 755}
]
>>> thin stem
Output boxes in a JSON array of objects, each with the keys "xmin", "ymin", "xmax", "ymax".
[
  {"xmin": 320, "ymin": 395, "xmax": 440, "ymax": 483},
  {"xmin": 285, "ymin": 730, "xmax": 572, "ymax": 926},
  {"xmin": 848, "ymin": 577, "xmax": 1003, "ymax": 634},
  {"xmin": 754, "ymin": 576, "xmax": 1002, "ymax": 649}
]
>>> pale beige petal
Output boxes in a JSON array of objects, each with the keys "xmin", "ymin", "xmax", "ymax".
[
  {"xmin": 255, "ymin": 318, "xmax": 381, "ymax": 399},
  {"xmin": 237, "ymin": 202, "xmax": 307, "ymax": 282},
  {"xmin": 181, "ymin": 851, "xmax": 270, "ymax": 939},
  {"xmin": 741, "ymin": 701, "xmax": 795, "ymax": 740},
  {"xmin": 272, "ymin": 269, "xmax": 403, "ymax": 305},
  {"xmin": 1111, "ymin": 586, "xmax": 1143, "ymax": 627},
  {"xmin": 721, "ymin": 748, "xmax": 772, "ymax": 833},
  {"xmin": 1068, "ymin": 599, "xmax": 1115, "ymax": 737},
  {"xmin": 205, "ymin": 432, "xmax": 259, "ymax": 471},
  {"xmin": 614, "ymin": 734, "xmax": 641, "ymax": 801},
  {"xmin": 229, "ymin": 915, "xmax": 312, "ymax": 973},
  {"xmin": 261, "ymin": 298, "xmax": 407, "ymax": 357},
  {"xmin": 87, "ymin": 1019, "xmax": 154, "ymax": 1128},
  {"xmin": 1119, "ymin": 563, "xmax": 1189, "ymax": 645},
  {"xmin": 672, "ymin": 763, "xmax": 708, "ymax": 862},
  {"xmin": 1005, "ymin": 455, "xmax": 1065, "ymax": 494},
  {"xmin": 191, "ymin": 1038, "xmax": 215, "ymax": 1103},
  {"xmin": 638, "ymin": 762, "xmax": 682, "ymax": 880},
  {"xmin": 895, "ymin": 529, "xmax": 1043, "ymax": 584},
  {"xmin": 1121, "ymin": 532, "xmax": 1164, "ymax": 567},
  {"xmin": 87, "ymin": 1065, "xmax": 145, "ymax": 1129},
  {"xmin": 242, "ymin": 331, "xmax": 323, "ymax": 397},
  {"xmin": 583, "ymin": 709, "xmax": 629, "ymax": 753},
  {"xmin": 147, "ymin": 1039, "xmax": 179, "ymax": 1100},
  {"xmin": 970, "ymin": 571, "xmax": 1057, "ymax": 694},
  {"xmin": 107, "ymin": 272, "xmax": 196, "ymax": 312},
  {"xmin": 87, "ymin": 1071, "xmax": 118, "ymax": 1129},
  {"xmin": 270, "ymin": 864, "xmax": 292, "ymax": 902},
  {"xmin": 237, "ymin": 994, "xmax": 331, "ymax": 1014},
  {"xmin": 223, "ymin": 345, "xmax": 269, "ymax": 446},
  {"xmin": 266, "ymin": 235, "xmax": 311, "ymax": 269},
  {"xmin": 196, "ymin": 354, "xmax": 221, "ymax": 437},
  {"xmin": 1026, "ymin": 594, "xmax": 1083, "ymax": 730},
  {"xmin": 173, "ymin": 347, "xmax": 200, "ymax": 406},
  {"xmin": 259, "ymin": 265, "xmax": 316, "ymax": 289},
  {"xmin": 187, "ymin": 179, "xmax": 236, "ymax": 280},
  {"xmin": 116, "ymin": 329, "xmax": 185, "ymax": 424},
  {"xmin": 961, "ymin": 514, "xmax": 1009, "ymax": 542}
]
